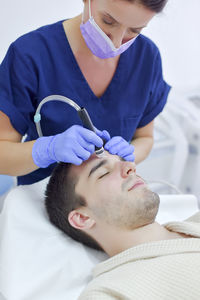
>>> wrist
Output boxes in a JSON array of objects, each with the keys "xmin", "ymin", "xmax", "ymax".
[{"xmin": 32, "ymin": 136, "xmax": 56, "ymax": 168}]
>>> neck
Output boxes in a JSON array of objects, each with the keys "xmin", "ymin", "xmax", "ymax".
[
  {"xmin": 95, "ymin": 222, "xmax": 183, "ymax": 257},
  {"xmin": 63, "ymin": 14, "xmax": 88, "ymax": 53}
]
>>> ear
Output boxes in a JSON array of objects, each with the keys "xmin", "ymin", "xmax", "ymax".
[{"xmin": 68, "ymin": 210, "xmax": 96, "ymax": 230}]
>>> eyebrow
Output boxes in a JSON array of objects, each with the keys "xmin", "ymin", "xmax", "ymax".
[
  {"xmin": 102, "ymin": 12, "xmax": 146, "ymax": 30},
  {"xmin": 88, "ymin": 156, "xmax": 126, "ymax": 178},
  {"xmin": 88, "ymin": 159, "xmax": 108, "ymax": 178}
]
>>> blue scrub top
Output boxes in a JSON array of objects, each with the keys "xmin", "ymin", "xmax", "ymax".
[{"xmin": 0, "ymin": 20, "xmax": 170, "ymax": 185}]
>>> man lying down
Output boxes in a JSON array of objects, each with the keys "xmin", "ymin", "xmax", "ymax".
[{"xmin": 45, "ymin": 151, "xmax": 200, "ymax": 300}]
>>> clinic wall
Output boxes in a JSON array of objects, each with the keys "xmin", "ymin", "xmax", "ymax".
[
  {"xmin": 143, "ymin": 0, "xmax": 200, "ymax": 92},
  {"xmin": 0, "ymin": 0, "xmax": 83, "ymax": 59},
  {"xmin": 1, "ymin": 0, "xmax": 200, "ymax": 91}
]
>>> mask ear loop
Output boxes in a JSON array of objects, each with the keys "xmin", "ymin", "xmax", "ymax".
[
  {"xmin": 89, "ymin": 0, "xmax": 92, "ymax": 18},
  {"xmin": 82, "ymin": 0, "xmax": 92, "ymax": 23}
]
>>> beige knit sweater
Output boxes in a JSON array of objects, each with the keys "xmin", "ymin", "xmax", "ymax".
[{"xmin": 79, "ymin": 212, "xmax": 200, "ymax": 300}]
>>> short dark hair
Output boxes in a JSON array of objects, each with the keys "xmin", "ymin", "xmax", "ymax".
[{"xmin": 45, "ymin": 162, "xmax": 103, "ymax": 251}]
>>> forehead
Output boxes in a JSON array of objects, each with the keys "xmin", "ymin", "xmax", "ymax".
[
  {"xmin": 72, "ymin": 152, "xmax": 122, "ymax": 196},
  {"xmin": 95, "ymin": 0, "xmax": 155, "ymax": 28},
  {"xmin": 71, "ymin": 152, "xmax": 119, "ymax": 177}
]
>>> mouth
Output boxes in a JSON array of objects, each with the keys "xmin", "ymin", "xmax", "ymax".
[{"xmin": 128, "ymin": 180, "xmax": 145, "ymax": 191}]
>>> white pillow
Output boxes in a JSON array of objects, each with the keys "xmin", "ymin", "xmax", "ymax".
[{"xmin": 0, "ymin": 178, "xmax": 107, "ymax": 300}]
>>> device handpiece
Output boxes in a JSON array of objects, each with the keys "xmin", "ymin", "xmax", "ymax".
[{"xmin": 78, "ymin": 108, "xmax": 105, "ymax": 157}]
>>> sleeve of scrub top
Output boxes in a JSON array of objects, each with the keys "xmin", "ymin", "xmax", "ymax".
[
  {"xmin": 0, "ymin": 42, "xmax": 37, "ymax": 136},
  {"xmin": 137, "ymin": 50, "xmax": 171, "ymax": 128}
]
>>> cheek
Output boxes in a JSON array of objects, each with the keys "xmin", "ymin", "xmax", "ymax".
[
  {"xmin": 97, "ymin": 175, "xmax": 121, "ymax": 199},
  {"xmin": 95, "ymin": 18, "xmax": 107, "ymax": 32}
]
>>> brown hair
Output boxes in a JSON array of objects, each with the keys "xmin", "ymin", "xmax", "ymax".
[
  {"xmin": 45, "ymin": 162, "xmax": 103, "ymax": 251},
  {"xmin": 84, "ymin": 0, "xmax": 168, "ymax": 13},
  {"xmin": 124, "ymin": 0, "xmax": 168, "ymax": 13}
]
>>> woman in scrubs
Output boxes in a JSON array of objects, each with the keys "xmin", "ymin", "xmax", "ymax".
[{"xmin": 0, "ymin": 0, "xmax": 170, "ymax": 185}]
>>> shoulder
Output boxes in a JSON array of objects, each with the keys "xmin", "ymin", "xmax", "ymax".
[
  {"xmin": 137, "ymin": 34, "xmax": 159, "ymax": 50},
  {"xmin": 78, "ymin": 269, "xmax": 113, "ymax": 299},
  {"xmin": 185, "ymin": 211, "xmax": 200, "ymax": 223},
  {"xmin": 136, "ymin": 34, "xmax": 159, "ymax": 55},
  {"xmin": 125, "ymin": 34, "xmax": 161, "ymax": 73},
  {"xmin": 133, "ymin": 34, "xmax": 160, "ymax": 57},
  {"xmin": 78, "ymin": 284, "xmax": 113, "ymax": 300},
  {"xmin": 10, "ymin": 20, "xmax": 64, "ymax": 56}
]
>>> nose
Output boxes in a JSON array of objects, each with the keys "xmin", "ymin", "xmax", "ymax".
[
  {"xmin": 112, "ymin": 36, "xmax": 123, "ymax": 49},
  {"xmin": 121, "ymin": 161, "xmax": 136, "ymax": 178},
  {"xmin": 107, "ymin": 30, "xmax": 127, "ymax": 49}
]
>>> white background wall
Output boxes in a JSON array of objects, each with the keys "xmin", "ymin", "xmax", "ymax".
[{"xmin": 1, "ymin": 0, "xmax": 200, "ymax": 91}]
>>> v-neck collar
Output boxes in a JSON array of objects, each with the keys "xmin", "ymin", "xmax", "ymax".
[{"xmin": 60, "ymin": 20, "xmax": 125, "ymax": 100}]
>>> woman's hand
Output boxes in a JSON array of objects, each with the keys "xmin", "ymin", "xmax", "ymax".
[
  {"xmin": 96, "ymin": 128, "xmax": 135, "ymax": 162},
  {"xmin": 104, "ymin": 136, "xmax": 135, "ymax": 162},
  {"xmin": 32, "ymin": 125, "xmax": 104, "ymax": 168}
]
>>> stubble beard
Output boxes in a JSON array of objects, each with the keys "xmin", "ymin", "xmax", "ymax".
[{"xmin": 92, "ymin": 188, "xmax": 160, "ymax": 230}]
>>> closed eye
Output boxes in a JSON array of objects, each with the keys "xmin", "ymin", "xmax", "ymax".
[
  {"xmin": 129, "ymin": 28, "xmax": 141, "ymax": 34},
  {"xmin": 98, "ymin": 172, "xmax": 110, "ymax": 179},
  {"xmin": 102, "ymin": 19, "xmax": 114, "ymax": 25}
]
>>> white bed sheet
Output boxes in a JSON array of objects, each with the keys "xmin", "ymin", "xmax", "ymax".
[{"xmin": 0, "ymin": 178, "xmax": 199, "ymax": 300}]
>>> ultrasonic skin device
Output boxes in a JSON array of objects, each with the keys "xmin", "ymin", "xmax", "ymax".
[{"xmin": 34, "ymin": 95, "xmax": 105, "ymax": 158}]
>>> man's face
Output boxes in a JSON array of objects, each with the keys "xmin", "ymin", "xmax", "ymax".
[{"xmin": 72, "ymin": 152, "xmax": 160, "ymax": 230}]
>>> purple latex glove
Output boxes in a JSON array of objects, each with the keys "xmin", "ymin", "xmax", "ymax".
[
  {"xmin": 32, "ymin": 125, "xmax": 104, "ymax": 168},
  {"xmin": 104, "ymin": 136, "xmax": 135, "ymax": 162},
  {"xmin": 95, "ymin": 128, "xmax": 111, "ymax": 143}
]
